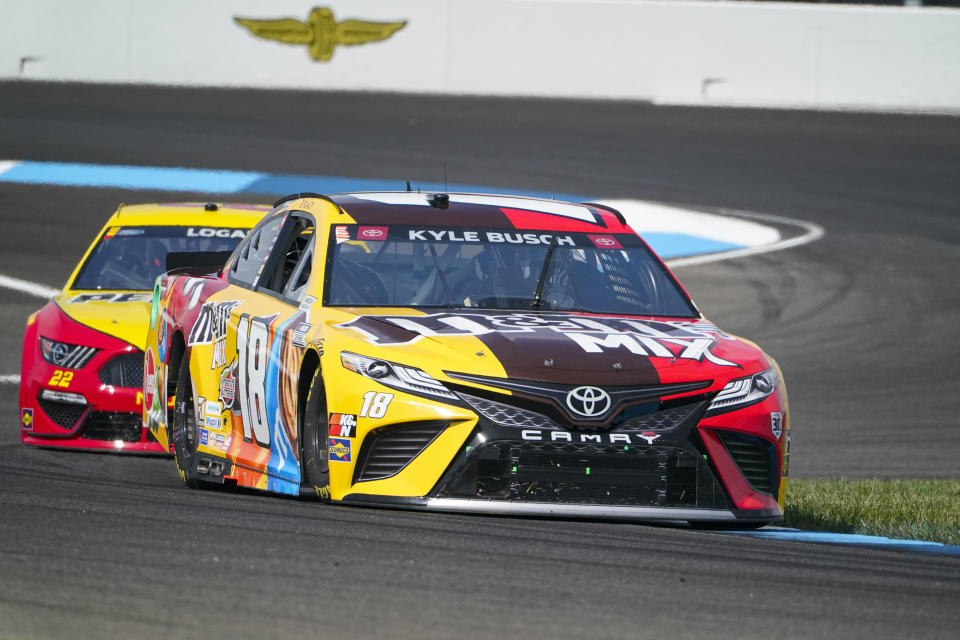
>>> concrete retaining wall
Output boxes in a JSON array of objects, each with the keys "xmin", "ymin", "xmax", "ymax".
[{"xmin": 2, "ymin": 0, "xmax": 958, "ymax": 111}]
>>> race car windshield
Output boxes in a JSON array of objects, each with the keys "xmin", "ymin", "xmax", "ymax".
[
  {"xmin": 325, "ymin": 225, "xmax": 698, "ymax": 316},
  {"xmin": 72, "ymin": 226, "xmax": 248, "ymax": 291}
]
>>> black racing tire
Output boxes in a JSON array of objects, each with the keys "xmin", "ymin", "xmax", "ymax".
[
  {"xmin": 299, "ymin": 368, "xmax": 331, "ymax": 501},
  {"xmin": 171, "ymin": 353, "xmax": 202, "ymax": 488}
]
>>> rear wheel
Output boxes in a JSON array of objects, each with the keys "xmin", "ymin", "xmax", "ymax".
[
  {"xmin": 171, "ymin": 353, "xmax": 202, "ymax": 488},
  {"xmin": 299, "ymin": 369, "xmax": 330, "ymax": 501}
]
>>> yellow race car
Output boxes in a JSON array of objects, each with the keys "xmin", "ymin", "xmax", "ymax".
[
  {"xmin": 20, "ymin": 202, "xmax": 269, "ymax": 453},
  {"xmin": 144, "ymin": 192, "xmax": 789, "ymax": 524}
]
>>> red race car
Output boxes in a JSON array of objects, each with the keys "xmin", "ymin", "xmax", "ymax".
[{"xmin": 20, "ymin": 202, "xmax": 268, "ymax": 453}]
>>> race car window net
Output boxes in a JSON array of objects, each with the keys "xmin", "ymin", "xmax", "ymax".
[
  {"xmin": 72, "ymin": 226, "xmax": 249, "ymax": 291},
  {"xmin": 229, "ymin": 211, "xmax": 289, "ymax": 289},
  {"xmin": 324, "ymin": 225, "xmax": 697, "ymax": 317},
  {"xmin": 258, "ymin": 216, "xmax": 315, "ymax": 296}
]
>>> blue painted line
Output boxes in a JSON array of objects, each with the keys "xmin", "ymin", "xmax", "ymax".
[
  {"xmin": 0, "ymin": 161, "xmax": 263, "ymax": 192},
  {"xmin": 724, "ymin": 527, "xmax": 960, "ymax": 556},
  {"xmin": 0, "ymin": 160, "xmax": 746, "ymax": 259},
  {"xmin": 0, "ymin": 160, "xmax": 587, "ymax": 201},
  {"xmin": 641, "ymin": 234, "xmax": 743, "ymax": 259}
]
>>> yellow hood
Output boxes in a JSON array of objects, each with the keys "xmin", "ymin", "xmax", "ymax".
[{"xmin": 56, "ymin": 291, "xmax": 153, "ymax": 348}]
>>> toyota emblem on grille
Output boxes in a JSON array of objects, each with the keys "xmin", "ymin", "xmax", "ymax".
[{"xmin": 565, "ymin": 386, "xmax": 611, "ymax": 418}]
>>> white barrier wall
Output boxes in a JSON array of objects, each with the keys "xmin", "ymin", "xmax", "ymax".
[{"xmin": 2, "ymin": 0, "xmax": 958, "ymax": 112}]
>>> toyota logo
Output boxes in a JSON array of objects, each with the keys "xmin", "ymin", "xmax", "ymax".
[
  {"xmin": 565, "ymin": 386, "xmax": 611, "ymax": 418},
  {"xmin": 361, "ymin": 229, "xmax": 384, "ymax": 238},
  {"xmin": 595, "ymin": 237, "xmax": 616, "ymax": 247}
]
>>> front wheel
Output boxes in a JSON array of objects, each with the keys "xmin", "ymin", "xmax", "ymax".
[
  {"xmin": 171, "ymin": 353, "xmax": 202, "ymax": 488},
  {"xmin": 299, "ymin": 369, "xmax": 331, "ymax": 501}
]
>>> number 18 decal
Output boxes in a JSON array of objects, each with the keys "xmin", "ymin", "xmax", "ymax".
[
  {"xmin": 237, "ymin": 315, "xmax": 270, "ymax": 447},
  {"xmin": 360, "ymin": 391, "xmax": 393, "ymax": 418}
]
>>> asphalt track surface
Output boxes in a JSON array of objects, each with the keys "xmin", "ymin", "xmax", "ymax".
[{"xmin": 0, "ymin": 83, "xmax": 957, "ymax": 638}]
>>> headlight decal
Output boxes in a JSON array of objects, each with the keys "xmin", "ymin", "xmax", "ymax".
[
  {"xmin": 707, "ymin": 367, "xmax": 778, "ymax": 414},
  {"xmin": 341, "ymin": 352, "xmax": 458, "ymax": 400},
  {"xmin": 39, "ymin": 337, "xmax": 99, "ymax": 369}
]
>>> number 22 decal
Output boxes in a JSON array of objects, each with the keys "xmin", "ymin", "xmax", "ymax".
[
  {"xmin": 360, "ymin": 391, "xmax": 393, "ymax": 418},
  {"xmin": 48, "ymin": 370, "xmax": 74, "ymax": 387},
  {"xmin": 237, "ymin": 315, "xmax": 271, "ymax": 447}
]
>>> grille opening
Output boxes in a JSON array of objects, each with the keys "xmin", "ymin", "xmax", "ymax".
[
  {"xmin": 37, "ymin": 396, "xmax": 87, "ymax": 429},
  {"xmin": 354, "ymin": 422, "xmax": 447, "ymax": 482},
  {"xmin": 717, "ymin": 431, "xmax": 777, "ymax": 495},
  {"xmin": 458, "ymin": 392, "xmax": 559, "ymax": 430},
  {"xmin": 98, "ymin": 352, "xmax": 144, "ymax": 388},
  {"xmin": 612, "ymin": 396, "xmax": 709, "ymax": 431},
  {"xmin": 448, "ymin": 382, "xmax": 571, "ymax": 426},
  {"xmin": 445, "ymin": 442, "xmax": 704, "ymax": 507},
  {"xmin": 81, "ymin": 411, "xmax": 143, "ymax": 442}
]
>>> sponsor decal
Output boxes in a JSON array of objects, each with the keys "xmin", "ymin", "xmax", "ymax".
[
  {"xmin": 116, "ymin": 228, "xmax": 145, "ymax": 236},
  {"xmin": 299, "ymin": 295, "xmax": 317, "ymax": 312},
  {"xmin": 328, "ymin": 437, "xmax": 352, "ymax": 462},
  {"xmin": 187, "ymin": 300, "xmax": 242, "ymax": 370},
  {"xmin": 341, "ymin": 312, "xmax": 737, "ymax": 367},
  {"xmin": 205, "ymin": 400, "xmax": 222, "ymax": 418},
  {"xmin": 159, "ymin": 307, "xmax": 172, "ymax": 361},
  {"xmin": 783, "ymin": 432, "xmax": 791, "ymax": 477},
  {"xmin": 234, "ymin": 6, "xmax": 407, "ymax": 62},
  {"xmin": 291, "ymin": 322, "xmax": 311, "ymax": 348},
  {"xmin": 771, "ymin": 412, "xmax": 783, "ymax": 440},
  {"xmin": 587, "ymin": 234, "xmax": 623, "ymax": 249},
  {"xmin": 334, "ymin": 226, "xmax": 350, "ymax": 244},
  {"xmin": 521, "ymin": 429, "xmax": 666, "ymax": 445},
  {"xmin": 68, "ymin": 292, "xmax": 152, "ymax": 304},
  {"xmin": 357, "ymin": 226, "xmax": 388, "ymax": 241},
  {"xmin": 182, "ymin": 278, "xmax": 207, "ymax": 311},
  {"xmin": 205, "ymin": 415, "xmax": 222, "ymax": 429},
  {"xmin": 565, "ymin": 386, "xmax": 611, "ymax": 418},
  {"xmin": 21, "ymin": 408, "xmax": 33, "ymax": 430},
  {"xmin": 186, "ymin": 228, "xmax": 247, "ymax": 239},
  {"xmin": 219, "ymin": 362, "xmax": 237, "ymax": 409},
  {"xmin": 144, "ymin": 348, "xmax": 157, "ymax": 413},
  {"xmin": 104, "ymin": 226, "xmax": 120, "ymax": 240},
  {"xmin": 406, "ymin": 229, "xmax": 576, "ymax": 246},
  {"xmin": 328, "ymin": 413, "xmax": 357, "ymax": 437},
  {"xmin": 199, "ymin": 428, "xmax": 209, "ymax": 446}
]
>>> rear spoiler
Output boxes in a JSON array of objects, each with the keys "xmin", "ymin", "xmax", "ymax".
[{"xmin": 164, "ymin": 250, "xmax": 234, "ymax": 275}]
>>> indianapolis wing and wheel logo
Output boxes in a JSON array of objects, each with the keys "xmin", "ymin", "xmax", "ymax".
[
  {"xmin": 234, "ymin": 6, "xmax": 407, "ymax": 62},
  {"xmin": 565, "ymin": 386, "xmax": 612, "ymax": 418}
]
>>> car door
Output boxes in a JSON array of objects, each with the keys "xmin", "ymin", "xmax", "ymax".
[{"xmin": 222, "ymin": 210, "xmax": 317, "ymax": 494}]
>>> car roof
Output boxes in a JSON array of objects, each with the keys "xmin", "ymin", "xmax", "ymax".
[
  {"xmin": 108, "ymin": 202, "xmax": 272, "ymax": 227},
  {"xmin": 323, "ymin": 192, "xmax": 631, "ymax": 232}
]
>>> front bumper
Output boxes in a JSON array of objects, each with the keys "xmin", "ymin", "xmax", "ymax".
[
  {"xmin": 342, "ymin": 495, "xmax": 777, "ymax": 523},
  {"xmin": 338, "ymin": 386, "xmax": 785, "ymax": 523},
  {"xmin": 20, "ymin": 315, "xmax": 165, "ymax": 454}
]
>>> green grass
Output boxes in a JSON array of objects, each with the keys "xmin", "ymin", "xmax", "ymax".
[{"xmin": 784, "ymin": 478, "xmax": 960, "ymax": 546}]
